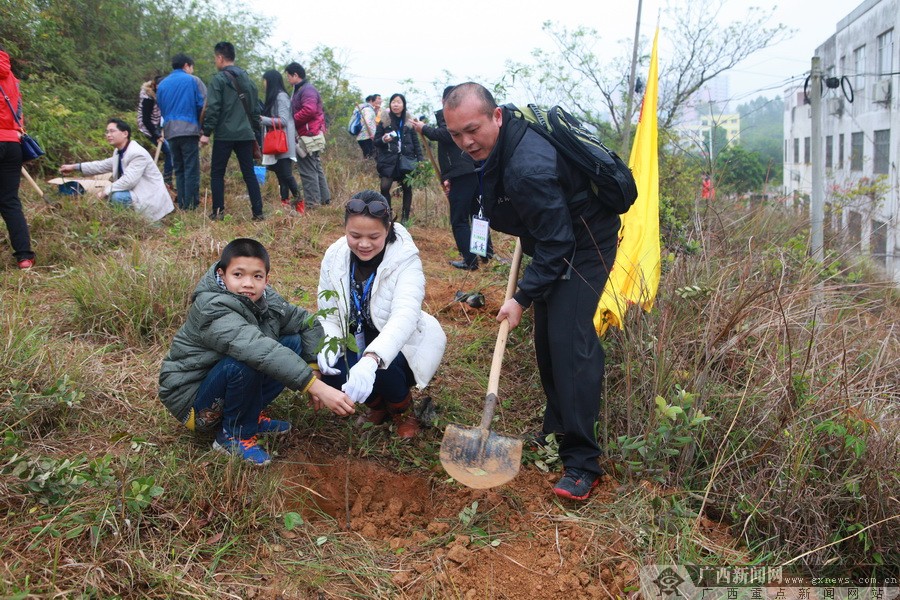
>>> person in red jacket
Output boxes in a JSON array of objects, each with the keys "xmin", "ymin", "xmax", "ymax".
[
  {"xmin": 285, "ymin": 62, "xmax": 331, "ymax": 208},
  {"xmin": 0, "ymin": 46, "xmax": 35, "ymax": 270}
]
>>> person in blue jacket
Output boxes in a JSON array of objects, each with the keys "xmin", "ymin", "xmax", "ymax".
[{"xmin": 157, "ymin": 53, "xmax": 207, "ymax": 210}]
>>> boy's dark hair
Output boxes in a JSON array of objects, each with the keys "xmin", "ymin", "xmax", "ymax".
[
  {"xmin": 214, "ymin": 42, "xmax": 235, "ymax": 62},
  {"xmin": 172, "ymin": 53, "xmax": 194, "ymax": 70},
  {"xmin": 218, "ymin": 238, "xmax": 271, "ymax": 273},
  {"xmin": 285, "ymin": 62, "xmax": 305, "ymax": 79},
  {"xmin": 107, "ymin": 118, "xmax": 131, "ymax": 139},
  {"xmin": 344, "ymin": 190, "xmax": 398, "ymax": 244}
]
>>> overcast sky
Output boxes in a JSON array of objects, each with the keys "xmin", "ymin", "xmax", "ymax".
[{"xmin": 251, "ymin": 0, "xmax": 862, "ymax": 109}]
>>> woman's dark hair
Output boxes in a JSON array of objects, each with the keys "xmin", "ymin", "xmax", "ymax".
[
  {"xmin": 344, "ymin": 190, "xmax": 397, "ymax": 244},
  {"xmin": 262, "ymin": 69, "xmax": 287, "ymax": 116},
  {"xmin": 388, "ymin": 93, "xmax": 407, "ymax": 123},
  {"xmin": 218, "ymin": 238, "xmax": 271, "ymax": 273}
]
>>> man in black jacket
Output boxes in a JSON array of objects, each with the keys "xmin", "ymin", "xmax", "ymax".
[
  {"xmin": 412, "ymin": 86, "xmax": 491, "ymax": 270},
  {"xmin": 443, "ymin": 82, "xmax": 620, "ymax": 501}
]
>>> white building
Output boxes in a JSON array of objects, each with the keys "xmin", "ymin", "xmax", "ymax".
[{"xmin": 783, "ymin": 0, "xmax": 899, "ymax": 282}]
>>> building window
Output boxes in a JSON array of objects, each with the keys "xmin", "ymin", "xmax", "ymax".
[
  {"xmin": 825, "ymin": 135, "xmax": 833, "ymax": 168},
  {"xmin": 804, "ymin": 137, "xmax": 811, "ymax": 164},
  {"xmin": 877, "ymin": 30, "xmax": 894, "ymax": 76},
  {"xmin": 853, "ymin": 45, "xmax": 866, "ymax": 94},
  {"xmin": 874, "ymin": 130, "xmax": 890, "ymax": 174},
  {"xmin": 793, "ymin": 138, "xmax": 800, "ymax": 163},
  {"xmin": 838, "ymin": 133, "xmax": 845, "ymax": 168},
  {"xmin": 871, "ymin": 219, "xmax": 887, "ymax": 266},
  {"xmin": 848, "ymin": 211, "xmax": 862, "ymax": 246},
  {"xmin": 850, "ymin": 132, "xmax": 864, "ymax": 171}
]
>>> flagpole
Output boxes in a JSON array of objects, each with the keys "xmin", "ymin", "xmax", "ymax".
[{"xmin": 620, "ymin": 0, "xmax": 644, "ymax": 158}]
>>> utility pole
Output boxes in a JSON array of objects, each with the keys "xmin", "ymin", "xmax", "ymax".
[
  {"xmin": 620, "ymin": 0, "xmax": 644, "ymax": 157},
  {"xmin": 810, "ymin": 56, "xmax": 825, "ymax": 262},
  {"xmin": 708, "ymin": 100, "xmax": 715, "ymax": 187}
]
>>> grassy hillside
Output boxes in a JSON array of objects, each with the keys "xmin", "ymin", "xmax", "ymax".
[{"xmin": 1, "ymin": 144, "xmax": 897, "ymax": 597}]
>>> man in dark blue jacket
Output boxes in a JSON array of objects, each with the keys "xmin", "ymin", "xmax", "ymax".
[
  {"xmin": 412, "ymin": 86, "xmax": 492, "ymax": 270},
  {"xmin": 443, "ymin": 82, "xmax": 620, "ymax": 501},
  {"xmin": 157, "ymin": 53, "xmax": 206, "ymax": 210}
]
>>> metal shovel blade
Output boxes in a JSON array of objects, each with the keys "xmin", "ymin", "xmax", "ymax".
[{"xmin": 440, "ymin": 423, "xmax": 523, "ymax": 489}]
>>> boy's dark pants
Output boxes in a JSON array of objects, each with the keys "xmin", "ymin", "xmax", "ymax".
[{"xmin": 193, "ymin": 334, "xmax": 301, "ymax": 438}]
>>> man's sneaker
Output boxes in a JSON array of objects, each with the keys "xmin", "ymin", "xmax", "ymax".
[
  {"xmin": 213, "ymin": 433, "xmax": 271, "ymax": 466},
  {"xmin": 258, "ymin": 412, "xmax": 291, "ymax": 435},
  {"xmin": 251, "ymin": 213, "xmax": 266, "ymax": 222},
  {"xmin": 209, "ymin": 209, "xmax": 225, "ymax": 221},
  {"xmin": 553, "ymin": 468, "xmax": 600, "ymax": 501},
  {"xmin": 17, "ymin": 258, "xmax": 34, "ymax": 270}
]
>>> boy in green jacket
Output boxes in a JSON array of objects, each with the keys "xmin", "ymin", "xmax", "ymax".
[{"xmin": 159, "ymin": 238, "xmax": 355, "ymax": 466}]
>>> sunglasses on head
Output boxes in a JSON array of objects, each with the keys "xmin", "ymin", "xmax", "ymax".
[{"xmin": 346, "ymin": 197, "xmax": 390, "ymax": 218}]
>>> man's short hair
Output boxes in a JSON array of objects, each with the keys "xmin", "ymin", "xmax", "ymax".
[
  {"xmin": 218, "ymin": 238, "xmax": 271, "ymax": 273},
  {"xmin": 107, "ymin": 118, "xmax": 131, "ymax": 139},
  {"xmin": 443, "ymin": 82, "xmax": 498, "ymax": 117},
  {"xmin": 285, "ymin": 62, "xmax": 306, "ymax": 79},
  {"xmin": 171, "ymin": 53, "xmax": 194, "ymax": 70},
  {"xmin": 214, "ymin": 42, "xmax": 235, "ymax": 62}
]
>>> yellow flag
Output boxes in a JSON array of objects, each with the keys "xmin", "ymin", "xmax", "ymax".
[{"xmin": 594, "ymin": 29, "xmax": 662, "ymax": 336}]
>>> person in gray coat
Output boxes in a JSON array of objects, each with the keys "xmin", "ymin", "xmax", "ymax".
[
  {"xmin": 260, "ymin": 70, "xmax": 302, "ymax": 213},
  {"xmin": 159, "ymin": 238, "xmax": 355, "ymax": 466}
]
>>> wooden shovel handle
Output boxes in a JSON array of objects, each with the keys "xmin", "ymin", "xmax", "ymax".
[
  {"xmin": 20, "ymin": 167, "xmax": 44, "ymax": 197},
  {"xmin": 480, "ymin": 239, "xmax": 524, "ymax": 430}
]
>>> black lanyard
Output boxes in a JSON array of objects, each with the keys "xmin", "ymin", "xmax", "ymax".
[{"xmin": 349, "ymin": 262, "xmax": 376, "ymax": 334}]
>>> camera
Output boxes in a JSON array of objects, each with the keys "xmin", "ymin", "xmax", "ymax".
[{"xmin": 388, "ymin": 131, "xmax": 399, "ymax": 140}]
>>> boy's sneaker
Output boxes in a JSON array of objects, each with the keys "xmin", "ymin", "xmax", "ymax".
[
  {"xmin": 553, "ymin": 468, "xmax": 600, "ymax": 501},
  {"xmin": 257, "ymin": 411, "xmax": 291, "ymax": 435},
  {"xmin": 213, "ymin": 433, "xmax": 271, "ymax": 466}
]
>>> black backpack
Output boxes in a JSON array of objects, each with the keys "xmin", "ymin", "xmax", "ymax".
[{"xmin": 504, "ymin": 103, "xmax": 638, "ymax": 214}]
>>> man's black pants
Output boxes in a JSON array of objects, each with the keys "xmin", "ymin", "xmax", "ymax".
[{"xmin": 533, "ymin": 243, "xmax": 616, "ymax": 476}]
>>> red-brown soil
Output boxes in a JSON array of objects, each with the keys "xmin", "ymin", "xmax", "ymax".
[{"xmin": 273, "ymin": 429, "xmax": 636, "ymax": 599}]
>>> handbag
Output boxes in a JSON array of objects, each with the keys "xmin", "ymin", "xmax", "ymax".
[
  {"xmin": 398, "ymin": 155, "xmax": 417, "ymax": 177},
  {"xmin": 262, "ymin": 120, "xmax": 288, "ymax": 155},
  {"xmin": 1, "ymin": 83, "xmax": 45, "ymax": 162},
  {"xmin": 19, "ymin": 132, "xmax": 45, "ymax": 162}
]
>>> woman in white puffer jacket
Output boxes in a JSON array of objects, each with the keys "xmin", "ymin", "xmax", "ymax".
[{"xmin": 315, "ymin": 190, "xmax": 446, "ymax": 438}]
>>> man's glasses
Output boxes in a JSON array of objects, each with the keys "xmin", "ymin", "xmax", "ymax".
[{"xmin": 346, "ymin": 197, "xmax": 390, "ymax": 218}]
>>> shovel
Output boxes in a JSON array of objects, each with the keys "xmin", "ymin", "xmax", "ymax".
[{"xmin": 440, "ymin": 239, "xmax": 524, "ymax": 489}]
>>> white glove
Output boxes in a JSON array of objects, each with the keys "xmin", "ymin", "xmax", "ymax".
[
  {"xmin": 341, "ymin": 356, "xmax": 378, "ymax": 404},
  {"xmin": 316, "ymin": 348, "xmax": 342, "ymax": 376}
]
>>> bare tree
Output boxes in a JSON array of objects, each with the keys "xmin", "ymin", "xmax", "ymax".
[{"xmin": 497, "ymin": 0, "xmax": 789, "ymax": 143}]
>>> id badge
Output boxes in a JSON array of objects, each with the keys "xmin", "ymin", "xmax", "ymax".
[
  {"xmin": 470, "ymin": 217, "xmax": 490, "ymax": 257},
  {"xmin": 355, "ymin": 330, "xmax": 367, "ymax": 357}
]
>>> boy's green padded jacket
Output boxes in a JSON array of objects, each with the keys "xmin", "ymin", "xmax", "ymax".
[{"xmin": 159, "ymin": 264, "xmax": 323, "ymax": 424}]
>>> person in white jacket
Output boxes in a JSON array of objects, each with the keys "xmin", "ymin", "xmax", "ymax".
[
  {"xmin": 315, "ymin": 190, "xmax": 446, "ymax": 438},
  {"xmin": 60, "ymin": 118, "xmax": 174, "ymax": 222}
]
